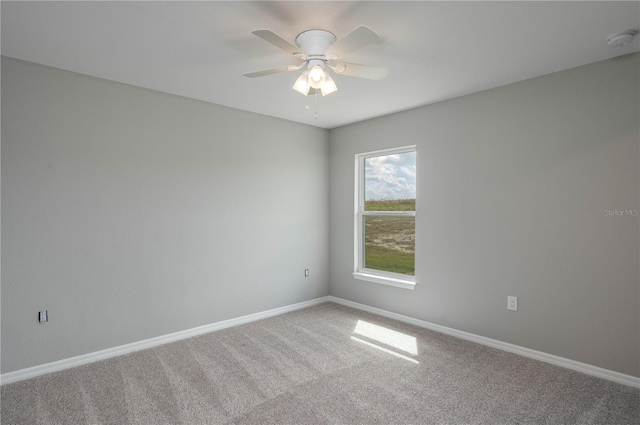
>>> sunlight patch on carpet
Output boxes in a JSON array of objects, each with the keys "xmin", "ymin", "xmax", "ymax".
[{"xmin": 353, "ymin": 320, "xmax": 418, "ymax": 355}]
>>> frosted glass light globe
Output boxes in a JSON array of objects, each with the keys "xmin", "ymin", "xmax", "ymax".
[{"xmin": 308, "ymin": 65, "xmax": 325, "ymax": 89}]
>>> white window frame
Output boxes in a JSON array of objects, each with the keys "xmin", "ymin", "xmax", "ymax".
[{"xmin": 353, "ymin": 146, "xmax": 416, "ymax": 290}]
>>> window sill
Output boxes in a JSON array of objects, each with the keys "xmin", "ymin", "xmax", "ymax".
[{"xmin": 352, "ymin": 272, "xmax": 415, "ymax": 290}]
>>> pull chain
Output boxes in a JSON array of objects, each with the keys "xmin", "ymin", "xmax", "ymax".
[{"xmin": 304, "ymin": 90, "xmax": 319, "ymax": 120}]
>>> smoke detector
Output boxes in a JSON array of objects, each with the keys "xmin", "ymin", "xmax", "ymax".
[{"xmin": 607, "ymin": 30, "xmax": 637, "ymax": 47}]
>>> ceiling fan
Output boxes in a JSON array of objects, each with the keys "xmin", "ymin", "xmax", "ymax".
[{"xmin": 243, "ymin": 25, "xmax": 389, "ymax": 96}]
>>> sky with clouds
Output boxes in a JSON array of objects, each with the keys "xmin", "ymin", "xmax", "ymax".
[{"xmin": 365, "ymin": 151, "xmax": 416, "ymax": 201}]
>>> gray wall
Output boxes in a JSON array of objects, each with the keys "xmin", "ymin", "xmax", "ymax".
[
  {"xmin": 3, "ymin": 53, "xmax": 639, "ymax": 378},
  {"xmin": 329, "ymin": 54, "xmax": 640, "ymax": 377},
  {"xmin": 1, "ymin": 57, "xmax": 330, "ymax": 373}
]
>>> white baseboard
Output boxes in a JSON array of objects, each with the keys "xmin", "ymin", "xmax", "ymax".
[
  {"xmin": 0, "ymin": 296, "xmax": 331, "ymax": 386},
  {"xmin": 3, "ymin": 295, "xmax": 638, "ymax": 389},
  {"xmin": 327, "ymin": 296, "xmax": 640, "ymax": 389}
]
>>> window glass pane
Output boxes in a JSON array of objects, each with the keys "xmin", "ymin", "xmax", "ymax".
[
  {"xmin": 364, "ymin": 151, "xmax": 416, "ymax": 211},
  {"xmin": 364, "ymin": 215, "xmax": 415, "ymax": 275}
]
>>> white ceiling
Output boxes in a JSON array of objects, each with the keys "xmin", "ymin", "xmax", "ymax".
[{"xmin": 2, "ymin": 1, "xmax": 639, "ymax": 129}]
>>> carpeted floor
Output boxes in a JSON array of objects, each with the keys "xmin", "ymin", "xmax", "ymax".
[{"xmin": 2, "ymin": 302, "xmax": 638, "ymax": 424}]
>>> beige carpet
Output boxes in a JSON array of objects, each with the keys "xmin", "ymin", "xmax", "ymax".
[{"xmin": 2, "ymin": 302, "xmax": 638, "ymax": 424}]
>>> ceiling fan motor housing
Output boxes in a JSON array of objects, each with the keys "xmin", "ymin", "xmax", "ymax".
[{"xmin": 295, "ymin": 30, "xmax": 336, "ymax": 58}]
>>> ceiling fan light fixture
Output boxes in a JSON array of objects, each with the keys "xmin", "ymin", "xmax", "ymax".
[
  {"xmin": 292, "ymin": 71, "xmax": 310, "ymax": 95},
  {"xmin": 321, "ymin": 74, "xmax": 338, "ymax": 96}
]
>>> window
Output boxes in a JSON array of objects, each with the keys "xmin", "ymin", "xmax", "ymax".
[{"xmin": 354, "ymin": 146, "xmax": 416, "ymax": 290}]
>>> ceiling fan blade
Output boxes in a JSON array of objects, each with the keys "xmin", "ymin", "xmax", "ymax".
[
  {"xmin": 252, "ymin": 29, "xmax": 307, "ymax": 58},
  {"xmin": 324, "ymin": 25, "xmax": 380, "ymax": 60},
  {"xmin": 243, "ymin": 65, "xmax": 301, "ymax": 78},
  {"xmin": 332, "ymin": 63, "xmax": 389, "ymax": 80}
]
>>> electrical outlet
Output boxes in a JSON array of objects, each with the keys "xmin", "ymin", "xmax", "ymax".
[
  {"xmin": 507, "ymin": 296, "xmax": 518, "ymax": 311},
  {"xmin": 304, "ymin": 269, "xmax": 310, "ymax": 277}
]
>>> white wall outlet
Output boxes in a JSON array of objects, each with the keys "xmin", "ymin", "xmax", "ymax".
[
  {"xmin": 39, "ymin": 310, "xmax": 48, "ymax": 323},
  {"xmin": 507, "ymin": 296, "xmax": 518, "ymax": 311},
  {"xmin": 304, "ymin": 269, "xmax": 310, "ymax": 277}
]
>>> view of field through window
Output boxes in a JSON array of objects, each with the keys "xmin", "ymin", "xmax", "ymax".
[{"xmin": 363, "ymin": 151, "xmax": 416, "ymax": 276}]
